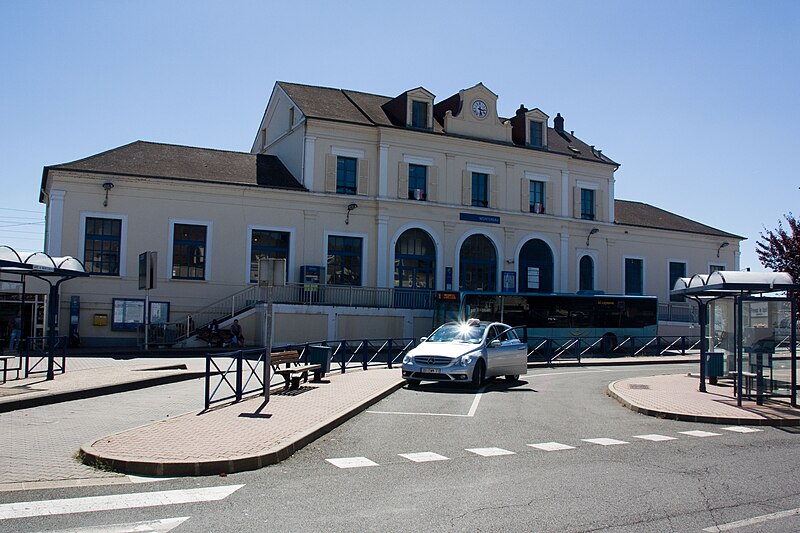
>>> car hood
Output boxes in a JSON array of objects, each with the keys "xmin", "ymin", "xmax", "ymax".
[{"xmin": 408, "ymin": 342, "xmax": 481, "ymax": 359}]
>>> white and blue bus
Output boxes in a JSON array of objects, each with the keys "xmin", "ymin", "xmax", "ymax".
[{"xmin": 433, "ymin": 291, "xmax": 658, "ymax": 352}]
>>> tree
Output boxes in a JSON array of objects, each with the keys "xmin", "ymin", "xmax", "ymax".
[{"xmin": 757, "ymin": 212, "xmax": 800, "ymax": 280}]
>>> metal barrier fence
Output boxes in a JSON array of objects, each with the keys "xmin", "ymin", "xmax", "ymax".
[
  {"xmin": 283, "ymin": 338, "xmax": 417, "ymax": 373},
  {"xmin": 526, "ymin": 336, "xmax": 702, "ymax": 364},
  {"xmin": 22, "ymin": 336, "xmax": 67, "ymax": 378},
  {"xmin": 204, "ymin": 348, "xmax": 267, "ymax": 410}
]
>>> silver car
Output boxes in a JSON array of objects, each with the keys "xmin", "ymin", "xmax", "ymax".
[{"xmin": 402, "ymin": 319, "xmax": 528, "ymax": 389}]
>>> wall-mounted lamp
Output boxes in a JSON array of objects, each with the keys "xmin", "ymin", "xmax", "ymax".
[
  {"xmin": 506, "ymin": 259, "xmax": 515, "ymax": 264},
  {"xmin": 102, "ymin": 181, "xmax": 114, "ymax": 207},
  {"xmin": 586, "ymin": 227, "xmax": 599, "ymax": 246},
  {"xmin": 717, "ymin": 241, "xmax": 729, "ymax": 258},
  {"xmin": 345, "ymin": 203, "xmax": 358, "ymax": 225}
]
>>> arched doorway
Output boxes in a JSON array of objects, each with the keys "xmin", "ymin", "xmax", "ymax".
[
  {"xmin": 459, "ymin": 234, "xmax": 497, "ymax": 291},
  {"xmin": 394, "ymin": 228, "xmax": 436, "ymax": 290},
  {"xmin": 519, "ymin": 238, "xmax": 553, "ymax": 293}
]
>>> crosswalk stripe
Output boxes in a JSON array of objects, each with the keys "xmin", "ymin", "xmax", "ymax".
[
  {"xmin": 326, "ymin": 457, "xmax": 379, "ymax": 468},
  {"xmin": 0, "ymin": 485, "xmax": 244, "ymax": 521},
  {"xmin": 398, "ymin": 452, "xmax": 450, "ymax": 462},
  {"xmin": 679, "ymin": 430, "xmax": 721, "ymax": 438},
  {"xmin": 582, "ymin": 438, "xmax": 629, "ymax": 446},
  {"xmin": 465, "ymin": 447, "xmax": 515, "ymax": 457},
  {"xmin": 633, "ymin": 434, "xmax": 677, "ymax": 442},
  {"xmin": 722, "ymin": 426, "xmax": 762, "ymax": 434},
  {"xmin": 527, "ymin": 442, "xmax": 575, "ymax": 451},
  {"xmin": 37, "ymin": 516, "xmax": 190, "ymax": 533}
]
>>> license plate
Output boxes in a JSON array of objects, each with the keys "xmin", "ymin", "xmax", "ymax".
[{"xmin": 421, "ymin": 367, "xmax": 440, "ymax": 374}]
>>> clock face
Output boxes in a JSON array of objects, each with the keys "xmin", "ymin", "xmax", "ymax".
[{"xmin": 472, "ymin": 99, "xmax": 488, "ymax": 119}]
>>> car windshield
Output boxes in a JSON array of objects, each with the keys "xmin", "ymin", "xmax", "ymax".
[{"xmin": 426, "ymin": 323, "xmax": 486, "ymax": 344}]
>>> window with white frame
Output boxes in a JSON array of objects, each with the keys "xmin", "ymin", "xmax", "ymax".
[
  {"xmin": 250, "ymin": 229, "xmax": 290, "ymax": 283},
  {"xmin": 529, "ymin": 180, "xmax": 545, "ymax": 213},
  {"xmin": 669, "ymin": 261, "xmax": 687, "ymax": 302},
  {"xmin": 83, "ymin": 217, "xmax": 122, "ymax": 275},
  {"xmin": 327, "ymin": 235, "xmax": 363, "ymax": 286},
  {"xmin": 172, "ymin": 223, "xmax": 207, "ymax": 280},
  {"xmin": 408, "ymin": 163, "xmax": 427, "ymax": 200}
]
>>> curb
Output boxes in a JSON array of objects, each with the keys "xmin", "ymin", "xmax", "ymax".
[
  {"xmin": 79, "ymin": 379, "xmax": 407, "ymax": 477},
  {"xmin": 606, "ymin": 381, "xmax": 800, "ymax": 427},
  {"xmin": 0, "ymin": 371, "xmax": 206, "ymax": 414}
]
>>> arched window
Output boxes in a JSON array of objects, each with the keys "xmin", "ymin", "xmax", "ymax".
[
  {"xmin": 459, "ymin": 235, "xmax": 497, "ymax": 291},
  {"xmin": 579, "ymin": 255, "xmax": 594, "ymax": 292},
  {"xmin": 394, "ymin": 229, "xmax": 435, "ymax": 290},
  {"xmin": 519, "ymin": 239, "xmax": 554, "ymax": 293}
]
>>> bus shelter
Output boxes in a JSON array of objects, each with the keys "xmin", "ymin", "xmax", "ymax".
[
  {"xmin": 0, "ymin": 246, "xmax": 89, "ymax": 380},
  {"xmin": 671, "ymin": 271, "xmax": 797, "ymax": 407}
]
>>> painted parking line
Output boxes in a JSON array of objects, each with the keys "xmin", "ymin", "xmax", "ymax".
[
  {"xmin": 44, "ymin": 516, "xmax": 189, "ymax": 533},
  {"xmin": 721, "ymin": 426, "xmax": 762, "ymax": 434},
  {"xmin": 633, "ymin": 434, "xmax": 677, "ymax": 442},
  {"xmin": 465, "ymin": 447, "xmax": 515, "ymax": 457},
  {"xmin": 398, "ymin": 452, "xmax": 450, "ymax": 463},
  {"xmin": 702, "ymin": 506, "xmax": 800, "ymax": 532},
  {"xmin": 679, "ymin": 430, "xmax": 721, "ymax": 438},
  {"xmin": 0, "ymin": 485, "xmax": 244, "ymax": 521},
  {"xmin": 527, "ymin": 442, "xmax": 575, "ymax": 451},
  {"xmin": 582, "ymin": 438, "xmax": 629, "ymax": 446},
  {"xmin": 326, "ymin": 457, "xmax": 379, "ymax": 469},
  {"xmin": 368, "ymin": 388, "xmax": 485, "ymax": 418}
]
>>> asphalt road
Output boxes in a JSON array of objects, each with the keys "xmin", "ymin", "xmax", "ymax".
[{"xmin": 2, "ymin": 363, "xmax": 799, "ymax": 532}]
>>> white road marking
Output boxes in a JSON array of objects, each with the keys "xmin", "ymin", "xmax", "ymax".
[
  {"xmin": 42, "ymin": 516, "xmax": 190, "ymax": 532},
  {"xmin": 465, "ymin": 447, "xmax": 515, "ymax": 457},
  {"xmin": 368, "ymin": 387, "xmax": 485, "ymax": 418},
  {"xmin": 679, "ymin": 430, "xmax": 721, "ymax": 438},
  {"xmin": 702, "ymin": 506, "xmax": 800, "ymax": 531},
  {"xmin": 398, "ymin": 452, "xmax": 450, "ymax": 462},
  {"xmin": 527, "ymin": 442, "xmax": 575, "ymax": 451},
  {"xmin": 0, "ymin": 485, "xmax": 243, "ymax": 521},
  {"xmin": 326, "ymin": 457, "xmax": 379, "ymax": 469},
  {"xmin": 722, "ymin": 426, "xmax": 762, "ymax": 434},
  {"xmin": 582, "ymin": 438, "xmax": 629, "ymax": 446},
  {"xmin": 127, "ymin": 475, "xmax": 177, "ymax": 484},
  {"xmin": 633, "ymin": 434, "xmax": 677, "ymax": 442}
]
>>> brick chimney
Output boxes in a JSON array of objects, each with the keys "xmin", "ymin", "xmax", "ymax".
[{"xmin": 554, "ymin": 113, "xmax": 564, "ymax": 132}]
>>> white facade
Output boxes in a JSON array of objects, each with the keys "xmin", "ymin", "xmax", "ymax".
[{"xmin": 40, "ymin": 82, "xmax": 742, "ymax": 346}]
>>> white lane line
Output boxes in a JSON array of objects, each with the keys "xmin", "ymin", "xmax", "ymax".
[
  {"xmin": 702, "ymin": 506, "xmax": 800, "ymax": 532},
  {"xmin": 127, "ymin": 475, "xmax": 177, "ymax": 484},
  {"xmin": 633, "ymin": 434, "xmax": 677, "ymax": 442},
  {"xmin": 43, "ymin": 516, "xmax": 190, "ymax": 533},
  {"xmin": 679, "ymin": 430, "xmax": 721, "ymax": 438},
  {"xmin": 326, "ymin": 457, "xmax": 379, "ymax": 469},
  {"xmin": 527, "ymin": 442, "xmax": 575, "ymax": 451},
  {"xmin": 368, "ymin": 386, "xmax": 485, "ymax": 418},
  {"xmin": 465, "ymin": 447, "xmax": 515, "ymax": 457},
  {"xmin": 722, "ymin": 426, "xmax": 762, "ymax": 434},
  {"xmin": 582, "ymin": 438, "xmax": 629, "ymax": 446},
  {"xmin": 398, "ymin": 452, "xmax": 450, "ymax": 463},
  {"xmin": 0, "ymin": 485, "xmax": 243, "ymax": 521}
]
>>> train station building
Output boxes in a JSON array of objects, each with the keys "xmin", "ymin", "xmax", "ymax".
[{"xmin": 37, "ymin": 81, "xmax": 743, "ymax": 346}]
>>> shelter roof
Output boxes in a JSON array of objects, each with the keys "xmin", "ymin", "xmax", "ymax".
[
  {"xmin": 672, "ymin": 271, "xmax": 797, "ymax": 298},
  {"xmin": 0, "ymin": 246, "xmax": 88, "ymax": 278}
]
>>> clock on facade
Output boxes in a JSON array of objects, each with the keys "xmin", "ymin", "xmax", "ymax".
[{"xmin": 471, "ymin": 99, "xmax": 488, "ymax": 118}]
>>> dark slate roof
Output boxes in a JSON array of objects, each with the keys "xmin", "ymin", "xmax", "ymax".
[
  {"xmin": 615, "ymin": 200, "xmax": 744, "ymax": 239},
  {"xmin": 41, "ymin": 141, "xmax": 304, "ymax": 198},
  {"xmin": 278, "ymin": 81, "xmax": 617, "ymax": 165}
]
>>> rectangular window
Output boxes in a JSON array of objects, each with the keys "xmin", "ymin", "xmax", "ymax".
[
  {"xmin": 408, "ymin": 163, "xmax": 427, "ymax": 200},
  {"xmin": 529, "ymin": 121, "xmax": 543, "ymax": 147},
  {"xmin": 327, "ymin": 236, "xmax": 363, "ymax": 286},
  {"xmin": 471, "ymin": 172, "xmax": 489, "ymax": 208},
  {"xmin": 529, "ymin": 181, "xmax": 545, "ymax": 213},
  {"xmin": 336, "ymin": 156, "xmax": 357, "ymax": 195},
  {"xmin": 411, "ymin": 101, "xmax": 428, "ymax": 129},
  {"xmin": 709, "ymin": 264, "xmax": 725, "ymax": 273},
  {"xmin": 669, "ymin": 261, "xmax": 687, "ymax": 302},
  {"xmin": 84, "ymin": 217, "xmax": 121, "ymax": 275},
  {"xmin": 172, "ymin": 223, "xmax": 207, "ymax": 280},
  {"xmin": 250, "ymin": 230, "xmax": 290, "ymax": 283},
  {"xmin": 581, "ymin": 188, "xmax": 596, "ymax": 220},
  {"xmin": 625, "ymin": 258, "xmax": 644, "ymax": 295}
]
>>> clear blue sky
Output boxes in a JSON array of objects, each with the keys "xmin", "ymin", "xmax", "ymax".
[{"xmin": 1, "ymin": 0, "xmax": 798, "ymax": 272}]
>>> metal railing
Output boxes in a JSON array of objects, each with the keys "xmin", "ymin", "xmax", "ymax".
[
  {"xmin": 282, "ymin": 338, "xmax": 417, "ymax": 372},
  {"xmin": 527, "ymin": 335, "xmax": 702, "ymax": 364},
  {"xmin": 22, "ymin": 336, "xmax": 67, "ymax": 378},
  {"xmin": 658, "ymin": 302, "xmax": 696, "ymax": 323},
  {"xmin": 204, "ymin": 348, "xmax": 267, "ymax": 410}
]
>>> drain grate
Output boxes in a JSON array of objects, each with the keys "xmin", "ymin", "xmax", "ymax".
[
  {"xmin": 272, "ymin": 386, "xmax": 316, "ymax": 396},
  {"xmin": 628, "ymin": 384, "xmax": 651, "ymax": 390}
]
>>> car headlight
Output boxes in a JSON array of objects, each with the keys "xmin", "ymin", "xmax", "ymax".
[
  {"xmin": 402, "ymin": 353, "xmax": 413, "ymax": 365},
  {"xmin": 459, "ymin": 353, "xmax": 475, "ymax": 366}
]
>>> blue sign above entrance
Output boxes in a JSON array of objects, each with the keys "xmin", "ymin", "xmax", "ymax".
[{"xmin": 460, "ymin": 213, "xmax": 500, "ymax": 224}]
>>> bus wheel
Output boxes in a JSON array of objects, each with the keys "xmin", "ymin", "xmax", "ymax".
[{"xmin": 601, "ymin": 333, "xmax": 618, "ymax": 354}]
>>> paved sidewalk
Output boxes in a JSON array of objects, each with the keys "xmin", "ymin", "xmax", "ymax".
[{"xmin": 608, "ymin": 373, "xmax": 800, "ymax": 426}]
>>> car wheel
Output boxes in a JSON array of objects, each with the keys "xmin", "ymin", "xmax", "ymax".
[
  {"xmin": 505, "ymin": 374, "xmax": 519, "ymax": 382},
  {"xmin": 470, "ymin": 360, "xmax": 485, "ymax": 390},
  {"xmin": 407, "ymin": 379, "xmax": 421, "ymax": 388}
]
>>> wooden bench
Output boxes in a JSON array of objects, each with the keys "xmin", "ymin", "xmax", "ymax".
[
  {"xmin": 0, "ymin": 354, "xmax": 20, "ymax": 383},
  {"xmin": 197, "ymin": 328, "xmax": 233, "ymax": 347},
  {"xmin": 270, "ymin": 350, "xmax": 321, "ymax": 390}
]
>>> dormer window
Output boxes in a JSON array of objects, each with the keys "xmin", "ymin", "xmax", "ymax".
[
  {"xmin": 411, "ymin": 101, "xmax": 429, "ymax": 129},
  {"xmin": 529, "ymin": 120, "xmax": 544, "ymax": 147}
]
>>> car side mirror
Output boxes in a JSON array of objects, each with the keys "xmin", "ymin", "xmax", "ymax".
[
  {"xmin": 420, "ymin": 336, "xmax": 428, "ymax": 343},
  {"xmin": 490, "ymin": 339, "xmax": 501, "ymax": 348}
]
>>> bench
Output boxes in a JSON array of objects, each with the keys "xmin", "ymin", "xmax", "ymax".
[
  {"xmin": 270, "ymin": 350, "xmax": 322, "ymax": 390},
  {"xmin": 0, "ymin": 354, "xmax": 20, "ymax": 383},
  {"xmin": 197, "ymin": 328, "xmax": 233, "ymax": 347}
]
